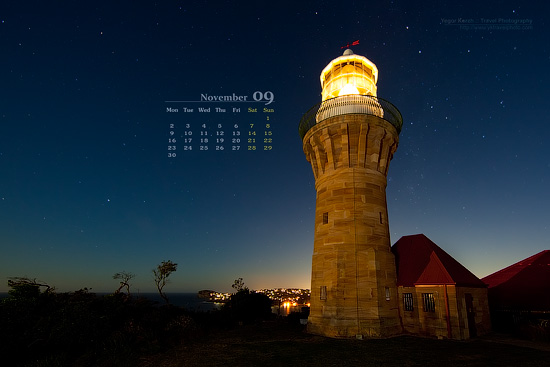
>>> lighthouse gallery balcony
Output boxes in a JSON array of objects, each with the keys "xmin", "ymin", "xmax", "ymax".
[{"xmin": 299, "ymin": 94, "xmax": 403, "ymax": 140}]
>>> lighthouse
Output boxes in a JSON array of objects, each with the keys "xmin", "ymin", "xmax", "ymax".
[{"xmin": 299, "ymin": 49, "xmax": 403, "ymax": 338}]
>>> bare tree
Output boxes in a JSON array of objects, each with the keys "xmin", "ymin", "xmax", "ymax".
[
  {"xmin": 153, "ymin": 260, "xmax": 177, "ymax": 304},
  {"xmin": 7, "ymin": 277, "xmax": 53, "ymax": 293},
  {"xmin": 232, "ymin": 277, "xmax": 248, "ymax": 294},
  {"xmin": 113, "ymin": 271, "xmax": 135, "ymax": 296}
]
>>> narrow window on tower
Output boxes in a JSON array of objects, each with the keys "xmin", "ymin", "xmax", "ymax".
[
  {"xmin": 385, "ymin": 287, "xmax": 390, "ymax": 301},
  {"xmin": 403, "ymin": 293, "xmax": 414, "ymax": 311},
  {"xmin": 320, "ymin": 286, "xmax": 327, "ymax": 300},
  {"xmin": 323, "ymin": 212, "xmax": 329, "ymax": 224},
  {"xmin": 379, "ymin": 212, "xmax": 383, "ymax": 224}
]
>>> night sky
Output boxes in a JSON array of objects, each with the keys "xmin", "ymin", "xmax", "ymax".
[{"xmin": 1, "ymin": 1, "xmax": 548, "ymax": 293}]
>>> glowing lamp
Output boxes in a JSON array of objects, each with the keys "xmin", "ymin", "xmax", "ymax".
[
  {"xmin": 338, "ymin": 83, "xmax": 360, "ymax": 96},
  {"xmin": 320, "ymin": 48, "xmax": 378, "ymax": 101}
]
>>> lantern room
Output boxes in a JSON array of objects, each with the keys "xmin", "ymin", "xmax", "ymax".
[{"xmin": 320, "ymin": 49, "xmax": 378, "ymax": 101}]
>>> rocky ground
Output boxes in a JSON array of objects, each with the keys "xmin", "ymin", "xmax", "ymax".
[{"xmin": 139, "ymin": 320, "xmax": 550, "ymax": 367}]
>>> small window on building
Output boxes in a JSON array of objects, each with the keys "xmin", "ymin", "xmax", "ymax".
[
  {"xmin": 323, "ymin": 212, "xmax": 328, "ymax": 224},
  {"xmin": 403, "ymin": 293, "xmax": 414, "ymax": 311},
  {"xmin": 379, "ymin": 212, "xmax": 383, "ymax": 224},
  {"xmin": 320, "ymin": 286, "xmax": 327, "ymax": 300},
  {"xmin": 422, "ymin": 293, "xmax": 435, "ymax": 312},
  {"xmin": 385, "ymin": 287, "xmax": 390, "ymax": 301}
]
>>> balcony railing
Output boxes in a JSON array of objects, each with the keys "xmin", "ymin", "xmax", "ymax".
[{"xmin": 299, "ymin": 95, "xmax": 403, "ymax": 140}]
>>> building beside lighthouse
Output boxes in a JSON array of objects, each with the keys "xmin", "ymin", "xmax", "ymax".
[
  {"xmin": 299, "ymin": 49, "xmax": 490, "ymax": 339},
  {"xmin": 392, "ymin": 234, "xmax": 491, "ymax": 339}
]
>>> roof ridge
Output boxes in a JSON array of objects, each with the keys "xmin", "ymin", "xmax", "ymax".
[{"xmin": 482, "ymin": 250, "xmax": 550, "ymax": 287}]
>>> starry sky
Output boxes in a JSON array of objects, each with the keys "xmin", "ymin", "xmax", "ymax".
[{"xmin": 1, "ymin": 1, "xmax": 549, "ymax": 293}]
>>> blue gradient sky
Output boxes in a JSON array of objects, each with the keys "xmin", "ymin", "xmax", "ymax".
[{"xmin": 1, "ymin": 1, "xmax": 548, "ymax": 293}]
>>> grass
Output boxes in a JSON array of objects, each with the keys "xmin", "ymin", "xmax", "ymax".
[{"xmin": 141, "ymin": 320, "xmax": 550, "ymax": 367}]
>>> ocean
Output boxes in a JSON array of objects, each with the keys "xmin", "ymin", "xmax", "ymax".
[
  {"xmin": 134, "ymin": 292, "xmax": 223, "ymax": 311},
  {"xmin": 0, "ymin": 292, "xmax": 222, "ymax": 312},
  {"xmin": 0, "ymin": 292, "xmax": 306, "ymax": 315}
]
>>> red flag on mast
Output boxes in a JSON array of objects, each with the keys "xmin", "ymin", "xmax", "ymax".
[{"xmin": 340, "ymin": 40, "xmax": 360, "ymax": 49}]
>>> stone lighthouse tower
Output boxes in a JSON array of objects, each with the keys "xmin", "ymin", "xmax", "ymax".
[{"xmin": 299, "ymin": 49, "xmax": 403, "ymax": 338}]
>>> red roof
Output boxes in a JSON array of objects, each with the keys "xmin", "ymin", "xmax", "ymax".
[
  {"xmin": 391, "ymin": 234, "xmax": 486, "ymax": 288},
  {"xmin": 481, "ymin": 250, "xmax": 550, "ymax": 310}
]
